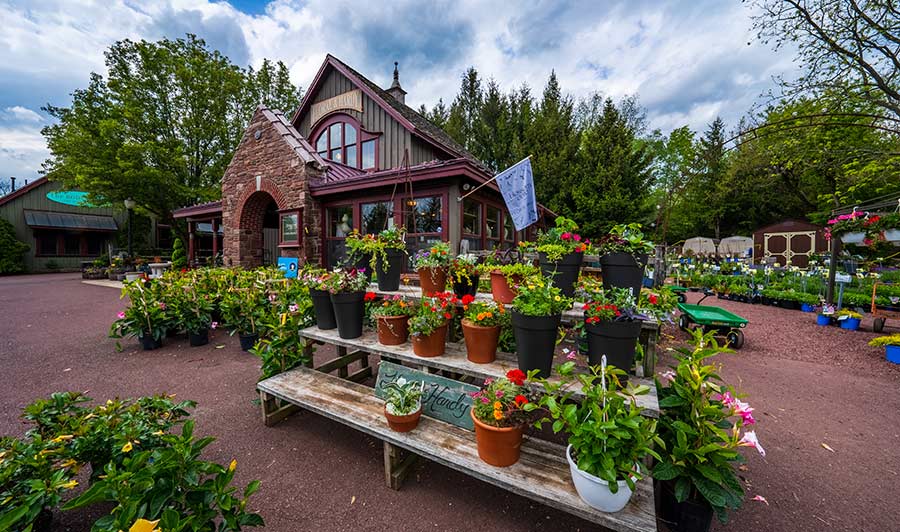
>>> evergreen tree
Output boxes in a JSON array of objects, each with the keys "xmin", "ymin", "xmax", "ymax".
[
  {"xmin": 444, "ymin": 67, "xmax": 483, "ymax": 152},
  {"xmin": 474, "ymin": 79, "xmax": 511, "ymax": 171},
  {"xmin": 246, "ymin": 59, "xmax": 303, "ymax": 115},
  {"xmin": 506, "ymin": 84, "xmax": 534, "ymax": 165}
]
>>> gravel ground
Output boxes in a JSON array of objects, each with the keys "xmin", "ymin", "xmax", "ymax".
[{"xmin": 1, "ymin": 274, "xmax": 899, "ymax": 532}]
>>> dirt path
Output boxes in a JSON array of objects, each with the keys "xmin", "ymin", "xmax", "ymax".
[{"xmin": 1, "ymin": 275, "xmax": 898, "ymax": 531}]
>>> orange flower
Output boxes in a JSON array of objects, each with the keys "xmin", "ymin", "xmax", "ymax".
[
  {"xmin": 493, "ymin": 401, "xmax": 502, "ymax": 409},
  {"xmin": 493, "ymin": 410, "xmax": 503, "ymax": 420}
]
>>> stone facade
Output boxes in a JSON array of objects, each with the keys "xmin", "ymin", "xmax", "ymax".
[{"xmin": 222, "ymin": 107, "xmax": 325, "ymax": 268}]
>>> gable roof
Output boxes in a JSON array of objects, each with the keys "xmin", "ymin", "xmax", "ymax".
[
  {"xmin": 0, "ymin": 176, "xmax": 48, "ymax": 207},
  {"xmin": 292, "ymin": 55, "xmax": 489, "ymax": 174}
]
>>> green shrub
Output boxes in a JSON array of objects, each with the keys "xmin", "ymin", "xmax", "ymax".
[
  {"xmin": 171, "ymin": 237, "xmax": 187, "ymax": 268},
  {"xmin": 0, "ymin": 218, "xmax": 29, "ymax": 274}
]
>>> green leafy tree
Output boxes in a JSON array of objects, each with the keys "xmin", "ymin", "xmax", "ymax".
[
  {"xmin": 474, "ymin": 79, "xmax": 512, "ymax": 171},
  {"xmin": 245, "ymin": 58, "xmax": 304, "ymax": 116},
  {"xmin": 444, "ymin": 67, "xmax": 483, "ymax": 152},
  {"xmin": 419, "ymin": 98, "xmax": 450, "ymax": 129},
  {"xmin": 0, "ymin": 218, "xmax": 29, "ymax": 274},
  {"xmin": 646, "ymin": 125, "xmax": 698, "ymax": 243}
]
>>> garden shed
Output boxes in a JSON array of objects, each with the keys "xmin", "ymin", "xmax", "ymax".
[{"xmin": 752, "ymin": 219, "xmax": 826, "ymax": 268}]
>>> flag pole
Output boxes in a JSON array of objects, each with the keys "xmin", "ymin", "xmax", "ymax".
[{"xmin": 456, "ymin": 154, "xmax": 532, "ymax": 202}]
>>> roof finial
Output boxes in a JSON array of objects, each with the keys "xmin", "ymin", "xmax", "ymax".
[
  {"xmin": 387, "ymin": 60, "xmax": 406, "ymax": 103},
  {"xmin": 392, "ymin": 61, "xmax": 400, "ymax": 85}
]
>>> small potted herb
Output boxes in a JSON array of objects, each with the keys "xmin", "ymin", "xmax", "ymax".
[
  {"xmin": 869, "ymin": 333, "xmax": 900, "ymax": 364},
  {"xmin": 524, "ymin": 216, "xmax": 590, "ymax": 298},
  {"xmin": 373, "ymin": 227, "xmax": 407, "ymax": 291},
  {"xmin": 835, "ymin": 309, "xmax": 863, "ymax": 331},
  {"xmin": 582, "ymin": 287, "xmax": 646, "ymax": 378},
  {"xmin": 469, "ymin": 369, "xmax": 534, "ymax": 467},
  {"xmin": 510, "ymin": 276, "xmax": 571, "ymax": 377},
  {"xmin": 383, "ymin": 377, "xmax": 425, "ymax": 432},
  {"xmin": 460, "ymin": 296, "xmax": 507, "ymax": 364},
  {"xmin": 528, "ymin": 360, "xmax": 661, "ymax": 512},
  {"xmin": 371, "ymin": 294, "xmax": 413, "ymax": 346},
  {"xmin": 409, "ymin": 293, "xmax": 455, "ymax": 357},
  {"xmin": 449, "ymin": 254, "xmax": 480, "ymax": 298},
  {"xmin": 595, "ymin": 223, "xmax": 655, "ymax": 298},
  {"xmin": 299, "ymin": 268, "xmax": 336, "ymax": 330},
  {"xmin": 326, "ymin": 268, "xmax": 370, "ymax": 339},
  {"xmin": 412, "ymin": 242, "xmax": 452, "ymax": 296}
]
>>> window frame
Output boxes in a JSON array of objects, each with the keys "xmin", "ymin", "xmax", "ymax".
[
  {"xmin": 457, "ymin": 194, "xmax": 520, "ymax": 251},
  {"xmin": 311, "ymin": 113, "xmax": 380, "ymax": 170},
  {"xmin": 278, "ymin": 208, "xmax": 302, "ymax": 247}
]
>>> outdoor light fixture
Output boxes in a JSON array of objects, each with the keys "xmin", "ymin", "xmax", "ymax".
[
  {"xmin": 406, "ymin": 199, "xmax": 417, "ymax": 207},
  {"xmin": 124, "ymin": 198, "xmax": 136, "ymax": 210},
  {"xmin": 462, "ymin": 183, "xmax": 472, "ymax": 191}
]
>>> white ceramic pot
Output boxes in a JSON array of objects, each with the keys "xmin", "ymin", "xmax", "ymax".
[
  {"xmin": 124, "ymin": 272, "xmax": 142, "ymax": 281},
  {"xmin": 885, "ymin": 229, "xmax": 900, "ymax": 243},
  {"xmin": 566, "ymin": 444, "xmax": 637, "ymax": 512},
  {"xmin": 840, "ymin": 231, "xmax": 866, "ymax": 244}
]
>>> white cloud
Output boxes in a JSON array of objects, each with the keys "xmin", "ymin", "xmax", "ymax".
[{"xmin": 4, "ymin": 106, "xmax": 44, "ymax": 123}]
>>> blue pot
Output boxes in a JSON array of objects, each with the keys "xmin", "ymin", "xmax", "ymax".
[
  {"xmin": 801, "ymin": 303, "xmax": 815, "ymax": 313},
  {"xmin": 839, "ymin": 317, "xmax": 861, "ymax": 330},
  {"xmin": 887, "ymin": 345, "xmax": 900, "ymax": 364},
  {"xmin": 816, "ymin": 315, "xmax": 831, "ymax": 326}
]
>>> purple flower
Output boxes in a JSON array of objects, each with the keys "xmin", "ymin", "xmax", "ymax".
[{"xmin": 288, "ymin": 303, "xmax": 298, "ymax": 313}]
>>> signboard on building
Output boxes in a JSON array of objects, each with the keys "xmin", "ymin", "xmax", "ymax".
[
  {"xmin": 374, "ymin": 361, "xmax": 478, "ymax": 431},
  {"xmin": 310, "ymin": 89, "xmax": 363, "ymax": 126},
  {"xmin": 277, "ymin": 257, "xmax": 299, "ymax": 278}
]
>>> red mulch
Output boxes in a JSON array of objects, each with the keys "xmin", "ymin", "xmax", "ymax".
[{"xmin": 2, "ymin": 275, "xmax": 899, "ymax": 532}]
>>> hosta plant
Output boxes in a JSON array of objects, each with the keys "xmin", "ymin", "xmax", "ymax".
[{"xmin": 383, "ymin": 377, "xmax": 424, "ymax": 416}]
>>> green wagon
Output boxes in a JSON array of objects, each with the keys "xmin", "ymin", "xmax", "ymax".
[
  {"xmin": 670, "ymin": 285, "xmax": 689, "ymax": 303},
  {"xmin": 677, "ymin": 302, "xmax": 749, "ymax": 349}
]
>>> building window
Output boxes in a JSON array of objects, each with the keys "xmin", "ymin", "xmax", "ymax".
[
  {"xmin": 36, "ymin": 232, "xmax": 57, "ymax": 256},
  {"xmin": 279, "ymin": 209, "xmax": 301, "ymax": 246},
  {"xmin": 486, "ymin": 205, "xmax": 502, "ymax": 249},
  {"xmin": 462, "ymin": 199, "xmax": 482, "ymax": 235},
  {"xmin": 406, "ymin": 196, "xmax": 443, "ymax": 234},
  {"xmin": 328, "ymin": 205, "xmax": 354, "ymax": 237},
  {"xmin": 313, "ymin": 115, "xmax": 378, "ymax": 170},
  {"xmin": 86, "ymin": 234, "xmax": 105, "ymax": 256},
  {"xmin": 503, "ymin": 214, "xmax": 516, "ymax": 248},
  {"xmin": 63, "ymin": 233, "xmax": 81, "ymax": 256},
  {"xmin": 361, "ymin": 140, "xmax": 376, "ymax": 169},
  {"xmin": 361, "ymin": 201, "xmax": 393, "ymax": 235}
]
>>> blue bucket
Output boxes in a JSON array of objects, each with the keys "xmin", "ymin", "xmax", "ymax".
[
  {"xmin": 839, "ymin": 317, "xmax": 861, "ymax": 331},
  {"xmin": 887, "ymin": 345, "xmax": 900, "ymax": 364},
  {"xmin": 801, "ymin": 303, "xmax": 815, "ymax": 313},
  {"xmin": 816, "ymin": 315, "xmax": 831, "ymax": 326}
]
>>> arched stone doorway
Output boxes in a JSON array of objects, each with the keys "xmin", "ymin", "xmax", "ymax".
[{"xmin": 237, "ymin": 191, "xmax": 280, "ymax": 267}]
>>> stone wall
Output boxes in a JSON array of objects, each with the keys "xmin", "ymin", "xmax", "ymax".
[{"xmin": 222, "ymin": 108, "xmax": 324, "ymax": 268}]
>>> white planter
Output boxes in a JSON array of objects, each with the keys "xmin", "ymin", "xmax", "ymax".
[
  {"xmin": 124, "ymin": 272, "xmax": 142, "ymax": 282},
  {"xmin": 566, "ymin": 445, "xmax": 637, "ymax": 512},
  {"xmin": 840, "ymin": 231, "xmax": 866, "ymax": 244},
  {"xmin": 885, "ymin": 229, "xmax": 900, "ymax": 243}
]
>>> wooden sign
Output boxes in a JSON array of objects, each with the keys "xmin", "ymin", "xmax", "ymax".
[
  {"xmin": 375, "ymin": 361, "xmax": 478, "ymax": 431},
  {"xmin": 310, "ymin": 89, "xmax": 363, "ymax": 126}
]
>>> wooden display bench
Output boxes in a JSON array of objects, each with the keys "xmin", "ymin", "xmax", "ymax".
[{"xmin": 258, "ymin": 365, "xmax": 658, "ymax": 532}]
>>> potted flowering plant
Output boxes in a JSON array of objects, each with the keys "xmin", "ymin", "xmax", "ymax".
[
  {"xmin": 816, "ymin": 303, "xmax": 835, "ymax": 326},
  {"xmin": 527, "ymin": 360, "xmax": 662, "ymax": 512},
  {"xmin": 873, "ymin": 212, "xmax": 900, "ymax": 242},
  {"xmin": 869, "ymin": 333, "xmax": 900, "ymax": 364},
  {"xmin": 371, "ymin": 294, "xmax": 413, "ymax": 345},
  {"xmin": 469, "ymin": 369, "xmax": 535, "ymax": 467},
  {"xmin": 596, "ymin": 224, "xmax": 655, "ymax": 298},
  {"xmin": 412, "ymin": 241, "xmax": 452, "ymax": 295},
  {"xmin": 449, "ymin": 255, "xmax": 480, "ymax": 298},
  {"xmin": 220, "ymin": 288, "xmax": 267, "ymax": 351},
  {"xmin": 835, "ymin": 309, "xmax": 863, "ymax": 330},
  {"xmin": 653, "ymin": 330, "xmax": 764, "ymax": 530},
  {"xmin": 485, "ymin": 262, "xmax": 539, "ymax": 304},
  {"xmin": 343, "ymin": 230, "xmax": 376, "ymax": 282},
  {"xmin": 582, "ymin": 287, "xmax": 647, "ymax": 377},
  {"xmin": 299, "ymin": 268, "xmax": 336, "ymax": 330},
  {"xmin": 109, "ymin": 281, "xmax": 169, "ymax": 350},
  {"xmin": 408, "ymin": 293, "xmax": 456, "ymax": 357},
  {"xmin": 826, "ymin": 211, "xmax": 868, "ymax": 244},
  {"xmin": 326, "ymin": 268, "xmax": 370, "ymax": 339},
  {"xmin": 510, "ymin": 276, "xmax": 571, "ymax": 377},
  {"xmin": 460, "ymin": 296, "xmax": 507, "ymax": 364},
  {"xmin": 525, "ymin": 216, "xmax": 590, "ymax": 298},
  {"xmin": 177, "ymin": 285, "xmax": 215, "ymax": 347},
  {"xmin": 383, "ymin": 377, "xmax": 425, "ymax": 432},
  {"xmin": 373, "ymin": 227, "xmax": 408, "ymax": 291}
]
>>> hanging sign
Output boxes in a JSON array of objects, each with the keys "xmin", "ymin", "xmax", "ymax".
[
  {"xmin": 277, "ymin": 257, "xmax": 299, "ymax": 278},
  {"xmin": 374, "ymin": 361, "xmax": 478, "ymax": 431},
  {"xmin": 310, "ymin": 89, "xmax": 363, "ymax": 126},
  {"xmin": 835, "ymin": 273, "xmax": 852, "ymax": 283}
]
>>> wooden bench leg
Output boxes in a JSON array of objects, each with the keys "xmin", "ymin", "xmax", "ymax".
[
  {"xmin": 383, "ymin": 441, "xmax": 419, "ymax": 490},
  {"xmin": 260, "ymin": 391, "xmax": 301, "ymax": 427},
  {"xmin": 302, "ymin": 341, "xmax": 315, "ymax": 368},
  {"xmin": 337, "ymin": 346, "xmax": 349, "ymax": 378}
]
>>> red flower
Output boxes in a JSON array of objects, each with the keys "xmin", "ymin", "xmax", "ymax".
[
  {"xmin": 514, "ymin": 394, "xmax": 528, "ymax": 407},
  {"xmin": 443, "ymin": 312, "xmax": 452, "ymax": 320},
  {"xmin": 364, "ymin": 292, "xmax": 377, "ymax": 302},
  {"xmin": 461, "ymin": 294, "xmax": 475, "ymax": 305},
  {"xmin": 506, "ymin": 369, "xmax": 526, "ymax": 386},
  {"xmin": 648, "ymin": 294, "xmax": 658, "ymax": 305}
]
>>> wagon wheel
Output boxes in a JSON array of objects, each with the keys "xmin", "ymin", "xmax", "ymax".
[
  {"xmin": 873, "ymin": 318, "xmax": 886, "ymax": 333},
  {"xmin": 677, "ymin": 293, "xmax": 687, "ymax": 303},
  {"xmin": 726, "ymin": 329, "xmax": 745, "ymax": 349},
  {"xmin": 679, "ymin": 314, "xmax": 691, "ymax": 331}
]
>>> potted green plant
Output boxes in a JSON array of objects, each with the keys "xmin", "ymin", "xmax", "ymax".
[
  {"xmin": 469, "ymin": 369, "xmax": 534, "ymax": 467},
  {"xmin": 582, "ymin": 287, "xmax": 646, "ymax": 378},
  {"xmin": 412, "ymin": 242, "xmax": 452, "ymax": 295},
  {"xmin": 326, "ymin": 268, "xmax": 370, "ymax": 339},
  {"xmin": 371, "ymin": 294, "xmax": 413, "ymax": 346},
  {"xmin": 510, "ymin": 276, "xmax": 571, "ymax": 377},
  {"xmin": 596, "ymin": 224, "xmax": 655, "ymax": 298},
  {"xmin": 220, "ymin": 288, "xmax": 267, "ymax": 351},
  {"xmin": 653, "ymin": 330, "xmax": 764, "ymax": 530},
  {"xmin": 409, "ymin": 293, "xmax": 455, "ymax": 357},
  {"xmin": 486, "ymin": 262, "xmax": 539, "ymax": 304},
  {"xmin": 449, "ymin": 255, "xmax": 480, "ymax": 298},
  {"xmin": 525, "ymin": 216, "xmax": 590, "ymax": 298},
  {"xmin": 299, "ymin": 268, "xmax": 336, "ymax": 330},
  {"xmin": 528, "ymin": 360, "xmax": 661, "ymax": 512},
  {"xmin": 178, "ymin": 286, "xmax": 215, "ymax": 346},
  {"xmin": 109, "ymin": 281, "xmax": 169, "ymax": 350},
  {"xmin": 373, "ymin": 227, "xmax": 407, "ymax": 291},
  {"xmin": 835, "ymin": 309, "xmax": 863, "ymax": 330},
  {"xmin": 383, "ymin": 377, "xmax": 424, "ymax": 432},
  {"xmin": 343, "ymin": 230, "xmax": 376, "ymax": 282},
  {"xmin": 460, "ymin": 296, "xmax": 507, "ymax": 364},
  {"xmin": 869, "ymin": 333, "xmax": 900, "ymax": 364},
  {"xmin": 816, "ymin": 303, "xmax": 835, "ymax": 326}
]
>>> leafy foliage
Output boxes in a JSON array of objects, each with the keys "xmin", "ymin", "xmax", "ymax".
[
  {"xmin": 511, "ymin": 275, "xmax": 571, "ymax": 317},
  {"xmin": 383, "ymin": 377, "xmax": 424, "ymax": 416},
  {"xmin": 0, "ymin": 218, "xmax": 29, "ymax": 274}
]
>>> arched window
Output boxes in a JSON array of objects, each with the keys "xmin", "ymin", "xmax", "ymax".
[{"xmin": 313, "ymin": 115, "xmax": 378, "ymax": 170}]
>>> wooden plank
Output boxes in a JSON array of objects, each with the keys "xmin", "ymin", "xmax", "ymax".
[
  {"xmin": 300, "ymin": 327, "xmax": 659, "ymax": 418},
  {"xmin": 259, "ymin": 391, "xmax": 301, "ymax": 427},
  {"xmin": 383, "ymin": 441, "xmax": 420, "ymax": 490},
  {"xmin": 258, "ymin": 368, "xmax": 656, "ymax": 532},
  {"xmin": 374, "ymin": 361, "xmax": 478, "ymax": 430},
  {"xmin": 347, "ymin": 366, "xmax": 373, "ymax": 383},
  {"xmin": 315, "ymin": 349, "xmax": 368, "ymax": 374}
]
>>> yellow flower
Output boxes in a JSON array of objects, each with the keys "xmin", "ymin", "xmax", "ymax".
[
  {"xmin": 128, "ymin": 518, "xmax": 162, "ymax": 532},
  {"xmin": 60, "ymin": 459, "xmax": 78, "ymax": 468},
  {"xmin": 281, "ymin": 313, "xmax": 287, "ymax": 326},
  {"xmin": 229, "ymin": 459, "xmax": 237, "ymax": 472},
  {"xmin": 493, "ymin": 401, "xmax": 502, "ymax": 409},
  {"xmin": 151, "ymin": 430, "xmax": 164, "ymax": 436},
  {"xmin": 493, "ymin": 410, "xmax": 503, "ymax": 420},
  {"xmin": 60, "ymin": 480, "xmax": 78, "ymax": 490},
  {"xmin": 121, "ymin": 441, "xmax": 133, "ymax": 453},
  {"xmin": 51, "ymin": 434, "xmax": 74, "ymax": 443},
  {"xmin": 554, "ymin": 295, "xmax": 561, "ymax": 302}
]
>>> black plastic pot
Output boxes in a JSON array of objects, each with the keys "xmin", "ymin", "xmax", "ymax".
[
  {"xmin": 331, "ymin": 291, "xmax": 365, "ymax": 339},
  {"xmin": 239, "ymin": 332, "xmax": 259, "ymax": 351},
  {"xmin": 584, "ymin": 318, "xmax": 642, "ymax": 377},
  {"xmin": 310, "ymin": 288, "xmax": 337, "ymax": 330},
  {"xmin": 510, "ymin": 311, "xmax": 561, "ymax": 378},
  {"xmin": 452, "ymin": 273, "xmax": 480, "ymax": 299},
  {"xmin": 599, "ymin": 252, "xmax": 648, "ymax": 298},
  {"xmin": 189, "ymin": 329, "xmax": 209, "ymax": 347},
  {"xmin": 139, "ymin": 334, "xmax": 162, "ymax": 351},
  {"xmin": 539, "ymin": 251, "xmax": 583, "ymax": 298},
  {"xmin": 376, "ymin": 248, "xmax": 405, "ymax": 291},
  {"xmin": 655, "ymin": 478, "xmax": 714, "ymax": 532}
]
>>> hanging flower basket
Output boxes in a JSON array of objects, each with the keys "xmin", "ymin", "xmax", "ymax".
[{"xmin": 840, "ymin": 231, "xmax": 866, "ymax": 244}]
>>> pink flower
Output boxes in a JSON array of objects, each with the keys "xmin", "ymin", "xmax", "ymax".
[
  {"xmin": 660, "ymin": 370, "xmax": 676, "ymax": 384},
  {"xmin": 584, "ymin": 239, "xmax": 590, "ymax": 245},
  {"xmin": 566, "ymin": 352, "xmax": 577, "ymax": 361},
  {"xmin": 739, "ymin": 431, "xmax": 766, "ymax": 457},
  {"xmin": 289, "ymin": 303, "xmax": 298, "ymax": 313},
  {"xmin": 211, "ymin": 321, "xmax": 219, "ymax": 329},
  {"xmin": 561, "ymin": 232, "xmax": 571, "ymax": 240},
  {"xmin": 480, "ymin": 397, "xmax": 489, "ymax": 404},
  {"xmin": 751, "ymin": 495, "xmax": 769, "ymax": 506},
  {"xmin": 268, "ymin": 294, "xmax": 277, "ymax": 302},
  {"xmin": 495, "ymin": 390, "xmax": 504, "ymax": 398},
  {"xmin": 573, "ymin": 234, "xmax": 581, "ymax": 242},
  {"xmin": 117, "ymin": 311, "xmax": 126, "ymax": 319},
  {"xmin": 158, "ymin": 302, "xmax": 166, "ymax": 310},
  {"xmin": 483, "ymin": 378, "xmax": 493, "ymax": 386}
]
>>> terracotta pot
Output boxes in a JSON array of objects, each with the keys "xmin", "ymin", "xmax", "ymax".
[
  {"xmin": 462, "ymin": 319, "xmax": 500, "ymax": 364},
  {"xmin": 418, "ymin": 266, "xmax": 448, "ymax": 296},
  {"xmin": 490, "ymin": 270, "xmax": 521, "ymax": 304},
  {"xmin": 411, "ymin": 322, "xmax": 448, "ymax": 357},
  {"xmin": 377, "ymin": 314, "xmax": 409, "ymax": 345},
  {"xmin": 471, "ymin": 409, "xmax": 523, "ymax": 467},
  {"xmin": 384, "ymin": 405, "xmax": 423, "ymax": 433}
]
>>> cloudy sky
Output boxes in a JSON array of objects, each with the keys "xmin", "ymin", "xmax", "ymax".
[{"xmin": 0, "ymin": 0, "xmax": 797, "ymax": 184}]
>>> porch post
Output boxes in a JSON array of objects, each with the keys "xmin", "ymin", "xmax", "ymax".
[
  {"xmin": 188, "ymin": 221, "xmax": 196, "ymax": 265},
  {"xmin": 211, "ymin": 218, "xmax": 219, "ymax": 257}
]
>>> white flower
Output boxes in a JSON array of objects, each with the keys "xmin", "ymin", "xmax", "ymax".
[
  {"xmin": 395, "ymin": 377, "xmax": 407, "ymax": 387},
  {"xmin": 739, "ymin": 430, "xmax": 766, "ymax": 457}
]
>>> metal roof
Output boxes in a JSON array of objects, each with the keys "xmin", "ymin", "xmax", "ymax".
[{"xmin": 23, "ymin": 209, "xmax": 118, "ymax": 231}]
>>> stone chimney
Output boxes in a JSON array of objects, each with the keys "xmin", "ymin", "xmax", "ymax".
[{"xmin": 386, "ymin": 61, "xmax": 407, "ymax": 104}]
